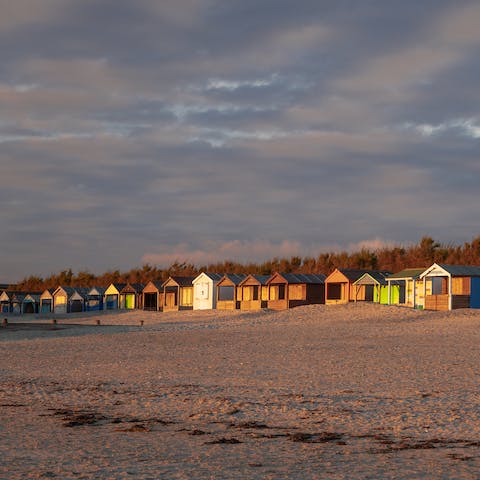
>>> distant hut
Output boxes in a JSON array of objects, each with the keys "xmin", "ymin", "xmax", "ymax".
[
  {"xmin": 104, "ymin": 283, "xmax": 127, "ymax": 310},
  {"xmin": 385, "ymin": 268, "xmax": 425, "ymax": 309},
  {"xmin": 120, "ymin": 283, "xmax": 144, "ymax": 310},
  {"xmin": 237, "ymin": 274, "xmax": 270, "ymax": 311},
  {"xmin": 11, "ymin": 292, "xmax": 26, "ymax": 314},
  {"xmin": 162, "ymin": 276, "xmax": 195, "ymax": 312},
  {"xmin": 53, "ymin": 286, "xmax": 88, "ymax": 313},
  {"xmin": 352, "ymin": 272, "xmax": 391, "ymax": 304},
  {"xmin": 22, "ymin": 293, "xmax": 41, "ymax": 314},
  {"xmin": 420, "ymin": 264, "xmax": 480, "ymax": 311},
  {"xmin": 40, "ymin": 289, "xmax": 55, "ymax": 313},
  {"xmin": 265, "ymin": 273, "xmax": 326, "ymax": 310},
  {"xmin": 192, "ymin": 273, "xmax": 223, "ymax": 310},
  {"xmin": 86, "ymin": 287, "xmax": 106, "ymax": 311},
  {"xmin": 216, "ymin": 274, "xmax": 247, "ymax": 310},
  {"xmin": 0, "ymin": 290, "xmax": 14, "ymax": 313},
  {"xmin": 142, "ymin": 281, "xmax": 164, "ymax": 311}
]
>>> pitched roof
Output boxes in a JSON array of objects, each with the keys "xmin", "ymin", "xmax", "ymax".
[
  {"xmin": 354, "ymin": 271, "xmax": 391, "ymax": 285},
  {"xmin": 268, "ymin": 273, "xmax": 326, "ymax": 284},
  {"xmin": 193, "ymin": 272, "xmax": 224, "ymax": 282},
  {"xmin": 436, "ymin": 264, "xmax": 480, "ymax": 276},
  {"xmin": 386, "ymin": 268, "xmax": 426, "ymax": 280},
  {"xmin": 163, "ymin": 276, "xmax": 196, "ymax": 287},
  {"xmin": 218, "ymin": 274, "xmax": 248, "ymax": 285},
  {"xmin": 326, "ymin": 269, "xmax": 376, "ymax": 282}
]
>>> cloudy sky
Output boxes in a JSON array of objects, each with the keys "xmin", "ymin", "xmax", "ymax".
[{"xmin": 1, "ymin": 0, "xmax": 480, "ymax": 281}]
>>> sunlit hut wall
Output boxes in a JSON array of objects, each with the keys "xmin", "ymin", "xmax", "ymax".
[
  {"xmin": 120, "ymin": 283, "xmax": 144, "ymax": 309},
  {"xmin": 237, "ymin": 274, "xmax": 270, "ymax": 311},
  {"xmin": 104, "ymin": 283, "xmax": 127, "ymax": 310},
  {"xmin": 385, "ymin": 268, "xmax": 425, "ymax": 309},
  {"xmin": 265, "ymin": 273, "xmax": 326, "ymax": 310},
  {"xmin": 216, "ymin": 274, "xmax": 247, "ymax": 310},
  {"xmin": 162, "ymin": 276, "xmax": 195, "ymax": 312},
  {"xmin": 420, "ymin": 264, "xmax": 480, "ymax": 311},
  {"xmin": 192, "ymin": 273, "xmax": 223, "ymax": 310},
  {"xmin": 352, "ymin": 272, "xmax": 391, "ymax": 304},
  {"xmin": 324, "ymin": 269, "xmax": 373, "ymax": 304}
]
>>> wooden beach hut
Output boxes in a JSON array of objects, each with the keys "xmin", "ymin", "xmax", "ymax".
[
  {"xmin": 22, "ymin": 293, "xmax": 41, "ymax": 314},
  {"xmin": 325, "ymin": 269, "xmax": 392, "ymax": 304},
  {"xmin": 352, "ymin": 272, "xmax": 391, "ymax": 304},
  {"xmin": 265, "ymin": 273, "xmax": 326, "ymax": 310},
  {"xmin": 325, "ymin": 269, "xmax": 373, "ymax": 304},
  {"xmin": 120, "ymin": 283, "xmax": 144, "ymax": 310},
  {"xmin": 192, "ymin": 273, "xmax": 223, "ymax": 310},
  {"xmin": 0, "ymin": 290, "xmax": 15, "ymax": 313},
  {"xmin": 385, "ymin": 268, "xmax": 425, "ymax": 309},
  {"xmin": 162, "ymin": 276, "xmax": 195, "ymax": 312},
  {"xmin": 40, "ymin": 289, "xmax": 55, "ymax": 313},
  {"xmin": 420, "ymin": 264, "xmax": 480, "ymax": 311},
  {"xmin": 104, "ymin": 283, "xmax": 127, "ymax": 310},
  {"xmin": 0, "ymin": 291, "xmax": 29, "ymax": 314},
  {"xmin": 142, "ymin": 281, "xmax": 164, "ymax": 311},
  {"xmin": 237, "ymin": 274, "xmax": 270, "ymax": 311},
  {"xmin": 216, "ymin": 274, "xmax": 247, "ymax": 310},
  {"xmin": 53, "ymin": 286, "xmax": 88, "ymax": 313},
  {"xmin": 86, "ymin": 287, "xmax": 106, "ymax": 311}
]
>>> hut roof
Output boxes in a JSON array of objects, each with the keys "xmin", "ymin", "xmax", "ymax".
[
  {"xmin": 268, "ymin": 273, "xmax": 326, "ymax": 284},
  {"xmin": 386, "ymin": 268, "xmax": 426, "ymax": 280},
  {"xmin": 423, "ymin": 264, "xmax": 480, "ymax": 277},
  {"xmin": 218, "ymin": 274, "xmax": 248, "ymax": 285}
]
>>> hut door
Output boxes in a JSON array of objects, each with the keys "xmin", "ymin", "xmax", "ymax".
[
  {"xmin": 365, "ymin": 285, "xmax": 374, "ymax": 302},
  {"xmin": 165, "ymin": 292, "xmax": 176, "ymax": 308}
]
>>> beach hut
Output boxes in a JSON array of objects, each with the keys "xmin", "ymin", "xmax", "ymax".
[
  {"xmin": 11, "ymin": 292, "xmax": 26, "ymax": 314},
  {"xmin": 0, "ymin": 291, "xmax": 28, "ymax": 314},
  {"xmin": 22, "ymin": 293, "xmax": 41, "ymax": 314},
  {"xmin": 142, "ymin": 281, "xmax": 164, "ymax": 311},
  {"xmin": 162, "ymin": 276, "xmax": 195, "ymax": 312},
  {"xmin": 192, "ymin": 273, "xmax": 223, "ymax": 310},
  {"xmin": 40, "ymin": 289, "xmax": 55, "ymax": 313},
  {"xmin": 104, "ymin": 283, "xmax": 126, "ymax": 310},
  {"xmin": 352, "ymin": 272, "xmax": 391, "ymax": 304},
  {"xmin": 237, "ymin": 274, "xmax": 270, "ymax": 311},
  {"xmin": 216, "ymin": 274, "xmax": 247, "ymax": 310},
  {"xmin": 420, "ymin": 264, "xmax": 480, "ymax": 311},
  {"xmin": 53, "ymin": 286, "xmax": 88, "ymax": 313},
  {"xmin": 120, "ymin": 283, "xmax": 144, "ymax": 310},
  {"xmin": 265, "ymin": 273, "xmax": 326, "ymax": 310},
  {"xmin": 325, "ymin": 269, "xmax": 390, "ymax": 304},
  {"xmin": 0, "ymin": 290, "xmax": 14, "ymax": 313},
  {"xmin": 86, "ymin": 287, "xmax": 106, "ymax": 311},
  {"xmin": 385, "ymin": 268, "xmax": 425, "ymax": 309}
]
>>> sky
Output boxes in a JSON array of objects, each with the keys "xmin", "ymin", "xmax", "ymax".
[{"xmin": 1, "ymin": 0, "xmax": 480, "ymax": 281}]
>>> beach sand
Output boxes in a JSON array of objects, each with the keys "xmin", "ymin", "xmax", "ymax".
[{"xmin": 1, "ymin": 304, "xmax": 480, "ymax": 479}]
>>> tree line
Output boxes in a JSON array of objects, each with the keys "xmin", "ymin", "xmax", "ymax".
[{"xmin": 14, "ymin": 236, "xmax": 480, "ymax": 292}]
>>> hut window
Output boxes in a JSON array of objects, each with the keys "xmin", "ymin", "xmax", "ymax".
[
  {"xmin": 181, "ymin": 287, "xmax": 193, "ymax": 306},
  {"xmin": 327, "ymin": 283, "xmax": 342, "ymax": 300},
  {"xmin": 219, "ymin": 286, "xmax": 234, "ymax": 301}
]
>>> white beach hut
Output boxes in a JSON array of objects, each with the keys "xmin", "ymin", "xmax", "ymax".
[{"xmin": 192, "ymin": 272, "xmax": 223, "ymax": 310}]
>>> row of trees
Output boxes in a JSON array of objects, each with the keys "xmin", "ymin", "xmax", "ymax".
[{"xmin": 15, "ymin": 236, "xmax": 480, "ymax": 292}]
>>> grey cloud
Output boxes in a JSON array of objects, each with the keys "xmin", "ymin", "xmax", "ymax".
[{"xmin": 1, "ymin": 0, "xmax": 480, "ymax": 280}]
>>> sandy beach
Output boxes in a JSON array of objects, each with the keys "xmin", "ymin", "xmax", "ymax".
[{"xmin": 2, "ymin": 304, "xmax": 480, "ymax": 479}]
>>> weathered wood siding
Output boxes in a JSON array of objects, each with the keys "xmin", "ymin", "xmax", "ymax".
[{"xmin": 424, "ymin": 294, "xmax": 449, "ymax": 311}]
